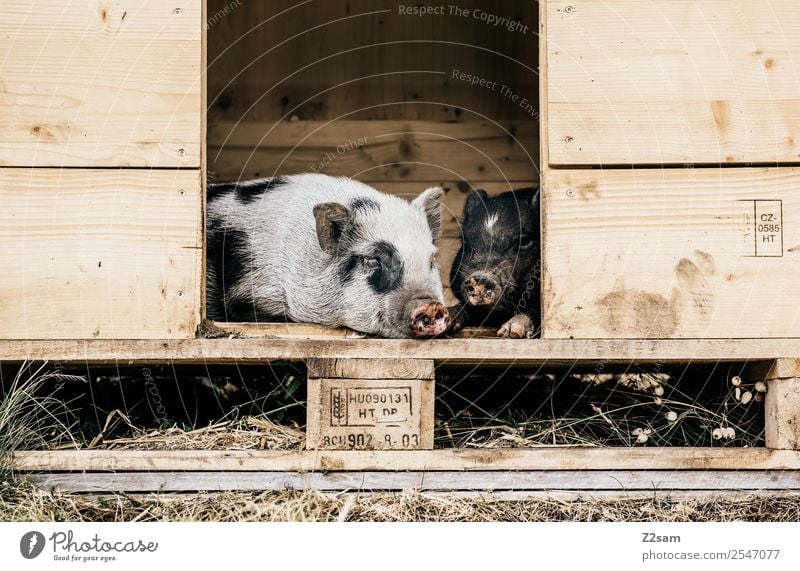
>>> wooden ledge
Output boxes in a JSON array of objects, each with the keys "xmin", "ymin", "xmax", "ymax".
[
  {"xmin": 25, "ymin": 470, "xmax": 800, "ymax": 493},
  {"xmin": 1, "ymin": 337, "xmax": 799, "ymax": 365},
  {"xmin": 14, "ymin": 448, "xmax": 800, "ymax": 472}
]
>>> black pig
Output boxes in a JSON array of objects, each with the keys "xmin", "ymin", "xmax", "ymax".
[{"xmin": 448, "ymin": 186, "xmax": 540, "ymax": 338}]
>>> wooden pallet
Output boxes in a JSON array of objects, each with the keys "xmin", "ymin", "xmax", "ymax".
[
  {"xmin": 6, "ymin": 347, "xmax": 800, "ymax": 496},
  {"xmin": 14, "ymin": 449, "xmax": 800, "ymax": 495},
  {"xmin": 3, "ymin": 326, "xmax": 800, "ymax": 364}
]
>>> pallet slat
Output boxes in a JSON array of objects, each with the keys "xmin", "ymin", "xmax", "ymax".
[
  {"xmin": 206, "ymin": 0, "xmax": 537, "ymax": 123},
  {"xmin": 15, "ymin": 448, "xmax": 800, "ymax": 472},
  {"xmin": 542, "ymin": 168, "xmax": 800, "ymax": 339},
  {"xmin": 26, "ymin": 470, "xmax": 800, "ymax": 493},
  {"xmin": 0, "ymin": 337, "xmax": 797, "ymax": 364},
  {"xmin": 77, "ymin": 490, "xmax": 800, "ymax": 502},
  {"xmin": 307, "ymin": 358, "xmax": 435, "ymax": 380}
]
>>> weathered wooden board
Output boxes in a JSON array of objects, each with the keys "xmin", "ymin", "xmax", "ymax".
[
  {"xmin": 207, "ymin": 0, "xmax": 537, "ymax": 123},
  {"xmin": 542, "ymin": 168, "xmax": 800, "ymax": 338},
  {"xmin": 545, "ymin": 0, "xmax": 800, "ymax": 165},
  {"xmin": 307, "ymin": 376, "xmax": 435, "ymax": 450},
  {"xmin": 208, "ymin": 121, "xmax": 538, "ymax": 183},
  {"xmin": 307, "ymin": 358, "xmax": 435, "ymax": 380},
  {"xmin": 0, "ymin": 169, "xmax": 202, "ymax": 339},
  {"xmin": 0, "ymin": 338, "xmax": 796, "ymax": 365},
  {"xmin": 0, "ymin": 0, "xmax": 202, "ymax": 167},
  {"xmin": 15, "ymin": 448, "xmax": 800, "ymax": 472},
  {"xmin": 307, "ymin": 358, "xmax": 435, "ymax": 451},
  {"xmin": 209, "ymin": 322, "xmax": 496, "ymax": 340},
  {"xmin": 26, "ymin": 470, "xmax": 800, "ymax": 493},
  {"xmin": 763, "ymin": 360, "xmax": 800, "ymax": 450},
  {"xmin": 71, "ymin": 490, "xmax": 800, "ymax": 502}
]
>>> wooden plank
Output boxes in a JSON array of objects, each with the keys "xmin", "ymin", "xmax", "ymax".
[
  {"xmin": 208, "ymin": 120, "xmax": 538, "ymax": 183},
  {"xmin": 538, "ymin": 0, "xmax": 550, "ymax": 170},
  {"xmin": 307, "ymin": 358, "xmax": 435, "ymax": 380},
  {"xmin": 307, "ymin": 377, "xmax": 434, "ymax": 450},
  {"xmin": 15, "ymin": 448, "xmax": 800, "ymax": 472},
  {"xmin": 200, "ymin": 0, "xmax": 209, "ymax": 319},
  {"xmin": 0, "ymin": 169, "xmax": 202, "ymax": 339},
  {"xmin": 763, "ymin": 360, "xmax": 800, "ymax": 450},
  {"xmin": 545, "ymin": 0, "xmax": 800, "ymax": 165},
  {"xmin": 0, "ymin": 1, "xmax": 202, "ymax": 167},
  {"xmin": 542, "ymin": 168, "xmax": 800, "ymax": 339},
  {"xmin": 212, "ymin": 322, "xmax": 357, "ymax": 339},
  {"xmin": 206, "ymin": 0, "xmax": 537, "ymax": 122},
  {"xmin": 211, "ymin": 322, "xmax": 496, "ymax": 340},
  {"xmin": 392, "ymin": 490, "xmax": 800, "ymax": 502},
  {"xmin": 0, "ymin": 337, "xmax": 797, "ymax": 365},
  {"xmin": 81, "ymin": 490, "xmax": 800, "ymax": 502},
  {"xmin": 25, "ymin": 470, "xmax": 800, "ymax": 493}
]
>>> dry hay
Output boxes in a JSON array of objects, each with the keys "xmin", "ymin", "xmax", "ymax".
[
  {"xmin": 79, "ymin": 412, "xmax": 304, "ymax": 451},
  {"xmin": 1, "ymin": 480, "xmax": 799, "ymax": 522}
]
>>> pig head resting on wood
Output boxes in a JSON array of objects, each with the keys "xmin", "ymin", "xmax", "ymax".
[
  {"xmin": 206, "ymin": 173, "xmax": 450, "ymax": 338},
  {"xmin": 448, "ymin": 186, "xmax": 541, "ymax": 338}
]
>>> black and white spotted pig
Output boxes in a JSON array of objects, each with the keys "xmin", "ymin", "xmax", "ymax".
[
  {"xmin": 206, "ymin": 173, "xmax": 450, "ymax": 338},
  {"xmin": 448, "ymin": 186, "xmax": 541, "ymax": 338}
]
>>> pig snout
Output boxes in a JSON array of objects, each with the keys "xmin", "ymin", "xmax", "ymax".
[
  {"xmin": 410, "ymin": 301, "xmax": 450, "ymax": 337},
  {"xmin": 463, "ymin": 273, "xmax": 500, "ymax": 306}
]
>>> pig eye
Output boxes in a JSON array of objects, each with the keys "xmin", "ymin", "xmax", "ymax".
[
  {"xmin": 429, "ymin": 255, "xmax": 436, "ymax": 271},
  {"xmin": 362, "ymin": 256, "xmax": 381, "ymax": 273}
]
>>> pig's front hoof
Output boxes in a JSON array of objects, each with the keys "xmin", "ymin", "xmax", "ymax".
[
  {"xmin": 411, "ymin": 302, "xmax": 450, "ymax": 338},
  {"xmin": 497, "ymin": 314, "xmax": 534, "ymax": 339}
]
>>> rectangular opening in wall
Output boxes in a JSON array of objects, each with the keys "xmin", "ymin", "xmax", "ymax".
[{"xmin": 204, "ymin": 0, "xmax": 540, "ymax": 339}]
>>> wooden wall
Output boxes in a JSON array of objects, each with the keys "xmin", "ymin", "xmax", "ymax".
[
  {"xmin": 207, "ymin": 0, "xmax": 537, "ymax": 123},
  {"xmin": 206, "ymin": 0, "xmax": 539, "ymax": 185},
  {"xmin": 540, "ymin": 0, "xmax": 800, "ymax": 339},
  {"xmin": 0, "ymin": 1, "xmax": 204, "ymax": 339}
]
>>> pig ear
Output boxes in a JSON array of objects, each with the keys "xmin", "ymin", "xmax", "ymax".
[
  {"xmin": 464, "ymin": 189, "xmax": 488, "ymax": 214},
  {"xmin": 412, "ymin": 186, "xmax": 444, "ymax": 240},
  {"xmin": 313, "ymin": 202, "xmax": 351, "ymax": 256}
]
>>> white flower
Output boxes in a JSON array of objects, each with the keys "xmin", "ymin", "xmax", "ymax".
[
  {"xmin": 731, "ymin": 376, "xmax": 742, "ymax": 386},
  {"xmin": 666, "ymin": 411, "xmax": 678, "ymax": 422},
  {"xmin": 636, "ymin": 432, "xmax": 649, "ymax": 444},
  {"xmin": 755, "ymin": 382, "xmax": 767, "ymax": 393}
]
